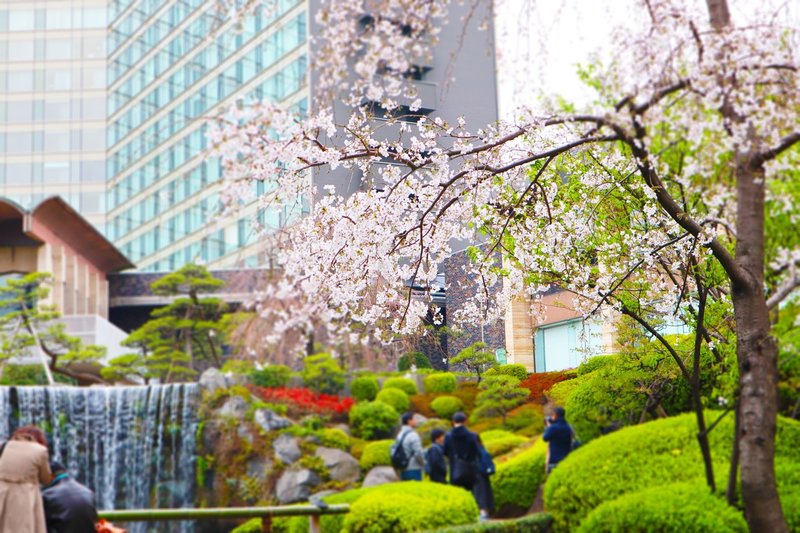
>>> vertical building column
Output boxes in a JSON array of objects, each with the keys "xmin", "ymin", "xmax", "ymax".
[
  {"xmin": 503, "ymin": 297, "xmax": 535, "ymax": 372},
  {"xmin": 51, "ymin": 245, "xmax": 65, "ymax": 313},
  {"xmin": 64, "ymin": 253, "xmax": 76, "ymax": 315}
]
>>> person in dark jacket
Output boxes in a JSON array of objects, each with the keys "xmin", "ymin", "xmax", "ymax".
[
  {"xmin": 542, "ymin": 406, "xmax": 573, "ymax": 473},
  {"xmin": 425, "ymin": 428, "xmax": 448, "ymax": 483},
  {"xmin": 473, "ymin": 436, "xmax": 496, "ymax": 520},
  {"xmin": 42, "ymin": 462, "xmax": 98, "ymax": 533},
  {"xmin": 443, "ymin": 412, "xmax": 480, "ymax": 491}
]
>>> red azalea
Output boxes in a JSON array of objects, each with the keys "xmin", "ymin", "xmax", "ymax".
[{"xmin": 248, "ymin": 385, "xmax": 354, "ymax": 415}]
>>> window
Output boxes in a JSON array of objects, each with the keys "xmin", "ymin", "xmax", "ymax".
[
  {"xmin": 6, "ymin": 131, "xmax": 32, "ymax": 153},
  {"xmin": 81, "ymin": 160, "xmax": 106, "ymax": 181},
  {"xmin": 44, "ymin": 131, "xmax": 70, "ymax": 153},
  {"xmin": 7, "ymin": 70, "xmax": 33, "ymax": 92},
  {"xmin": 45, "ymin": 69, "xmax": 72, "ymax": 91},
  {"xmin": 9, "ymin": 10, "xmax": 34, "ymax": 31},
  {"xmin": 5, "ymin": 162, "xmax": 32, "ymax": 184},
  {"xmin": 8, "ymin": 40, "xmax": 34, "ymax": 61},
  {"xmin": 7, "ymin": 100, "xmax": 32, "ymax": 122},
  {"xmin": 45, "ymin": 100, "xmax": 70, "ymax": 121},
  {"xmin": 43, "ymin": 161, "xmax": 69, "ymax": 182},
  {"xmin": 81, "ymin": 36, "xmax": 105, "ymax": 59},
  {"xmin": 82, "ymin": 8, "xmax": 106, "ymax": 28},
  {"xmin": 82, "ymin": 98, "xmax": 105, "ymax": 121},
  {"xmin": 46, "ymin": 39, "xmax": 73, "ymax": 60},
  {"xmin": 80, "ymin": 192, "xmax": 104, "ymax": 214},
  {"xmin": 82, "ymin": 128, "xmax": 106, "ymax": 151},
  {"xmin": 46, "ymin": 9, "xmax": 72, "ymax": 30}
]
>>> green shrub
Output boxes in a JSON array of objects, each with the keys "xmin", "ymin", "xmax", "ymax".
[
  {"xmin": 577, "ymin": 483, "xmax": 747, "ymax": 533},
  {"xmin": 424, "ymin": 372, "xmax": 458, "ymax": 393},
  {"xmin": 544, "ymin": 412, "xmax": 800, "ymax": 531},
  {"xmin": 431, "ymin": 395, "xmax": 464, "ymax": 420},
  {"xmin": 576, "ymin": 355, "xmax": 615, "ymax": 376},
  {"xmin": 351, "ymin": 375, "xmax": 380, "ymax": 402},
  {"xmin": 376, "ymin": 388, "xmax": 410, "ymax": 413},
  {"xmin": 398, "ymin": 351, "xmax": 433, "ymax": 371},
  {"xmin": 480, "ymin": 430, "xmax": 528, "ymax": 457},
  {"xmin": 491, "ymin": 439, "xmax": 547, "ymax": 516},
  {"xmin": 485, "ymin": 364, "xmax": 528, "ymax": 382},
  {"xmin": 547, "ymin": 378, "xmax": 579, "ymax": 405},
  {"xmin": 301, "ymin": 353, "xmax": 346, "ymax": 394},
  {"xmin": 320, "ymin": 428, "xmax": 350, "ymax": 451},
  {"xmin": 382, "ymin": 377, "xmax": 418, "ymax": 396},
  {"xmin": 360, "ymin": 440, "xmax": 393, "ymax": 470},
  {"xmin": 249, "ymin": 364, "xmax": 291, "ymax": 388},
  {"xmin": 342, "ymin": 482, "xmax": 478, "ymax": 532},
  {"xmin": 221, "ymin": 359, "xmax": 255, "ymax": 375},
  {"xmin": 429, "ymin": 513, "xmax": 553, "ymax": 532},
  {"xmin": 349, "ymin": 401, "xmax": 398, "ymax": 440}
]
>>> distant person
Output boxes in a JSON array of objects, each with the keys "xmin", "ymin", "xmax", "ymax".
[
  {"xmin": 424, "ymin": 428, "xmax": 448, "ymax": 483},
  {"xmin": 443, "ymin": 412, "xmax": 480, "ymax": 491},
  {"xmin": 0, "ymin": 425, "xmax": 52, "ymax": 533},
  {"xmin": 42, "ymin": 461, "xmax": 98, "ymax": 533},
  {"xmin": 543, "ymin": 406, "xmax": 573, "ymax": 473},
  {"xmin": 473, "ymin": 435, "xmax": 496, "ymax": 520},
  {"xmin": 392, "ymin": 412, "xmax": 425, "ymax": 481}
]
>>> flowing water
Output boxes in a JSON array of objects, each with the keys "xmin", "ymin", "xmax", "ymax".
[{"xmin": 0, "ymin": 384, "xmax": 198, "ymax": 533}]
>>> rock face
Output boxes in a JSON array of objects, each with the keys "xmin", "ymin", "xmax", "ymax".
[
  {"xmin": 314, "ymin": 446, "xmax": 360, "ymax": 483},
  {"xmin": 275, "ymin": 469, "xmax": 321, "ymax": 504},
  {"xmin": 362, "ymin": 466, "xmax": 399, "ymax": 487},
  {"xmin": 273, "ymin": 434, "xmax": 302, "ymax": 464},
  {"xmin": 254, "ymin": 409, "xmax": 292, "ymax": 432},
  {"xmin": 218, "ymin": 396, "xmax": 248, "ymax": 419},
  {"xmin": 199, "ymin": 368, "xmax": 228, "ymax": 395}
]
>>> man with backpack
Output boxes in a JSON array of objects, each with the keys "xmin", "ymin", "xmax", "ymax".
[{"xmin": 391, "ymin": 412, "xmax": 425, "ymax": 481}]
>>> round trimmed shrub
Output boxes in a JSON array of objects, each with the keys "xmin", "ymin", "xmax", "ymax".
[
  {"xmin": 382, "ymin": 377, "xmax": 418, "ymax": 396},
  {"xmin": 320, "ymin": 428, "xmax": 350, "ymax": 451},
  {"xmin": 376, "ymin": 388, "xmax": 410, "ymax": 413},
  {"xmin": 491, "ymin": 439, "xmax": 546, "ymax": 517},
  {"xmin": 480, "ymin": 430, "xmax": 528, "ymax": 457},
  {"xmin": 431, "ymin": 395, "xmax": 464, "ymax": 420},
  {"xmin": 424, "ymin": 372, "xmax": 457, "ymax": 393},
  {"xmin": 577, "ymin": 483, "xmax": 747, "ymax": 532},
  {"xmin": 342, "ymin": 482, "xmax": 479, "ymax": 532},
  {"xmin": 301, "ymin": 353, "xmax": 346, "ymax": 394},
  {"xmin": 349, "ymin": 401, "xmax": 399, "ymax": 440},
  {"xmin": 359, "ymin": 440, "xmax": 393, "ymax": 470},
  {"xmin": 485, "ymin": 364, "xmax": 528, "ymax": 382},
  {"xmin": 351, "ymin": 375, "xmax": 380, "ymax": 402},
  {"xmin": 249, "ymin": 364, "xmax": 291, "ymax": 388},
  {"xmin": 398, "ymin": 351, "xmax": 433, "ymax": 371}
]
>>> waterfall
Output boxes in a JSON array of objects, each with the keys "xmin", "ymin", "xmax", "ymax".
[{"xmin": 0, "ymin": 384, "xmax": 198, "ymax": 533}]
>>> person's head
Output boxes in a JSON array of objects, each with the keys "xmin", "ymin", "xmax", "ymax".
[
  {"xmin": 431, "ymin": 428, "xmax": 445, "ymax": 444},
  {"xmin": 12, "ymin": 425, "xmax": 47, "ymax": 447},
  {"xmin": 551, "ymin": 406, "xmax": 566, "ymax": 421},
  {"xmin": 452, "ymin": 412, "xmax": 468, "ymax": 426},
  {"xmin": 401, "ymin": 411, "xmax": 417, "ymax": 428},
  {"xmin": 50, "ymin": 462, "xmax": 66, "ymax": 476}
]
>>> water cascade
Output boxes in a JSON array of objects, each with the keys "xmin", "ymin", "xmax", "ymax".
[{"xmin": 0, "ymin": 384, "xmax": 198, "ymax": 532}]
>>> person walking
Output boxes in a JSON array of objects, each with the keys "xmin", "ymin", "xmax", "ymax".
[
  {"xmin": 392, "ymin": 412, "xmax": 425, "ymax": 481},
  {"xmin": 42, "ymin": 461, "xmax": 98, "ymax": 533},
  {"xmin": 473, "ymin": 435, "xmax": 496, "ymax": 520},
  {"xmin": 424, "ymin": 428, "xmax": 448, "ymax": 483},
  {"xmin": 543, "ymin": 406, "xmax": 573, "ymax": 473},
  {"xmin": 0, "ymin": 425, "xmax": 52, "ymax": 533},
  {"xmin": 443, "ymin": 412, "xmax": 480, "ymax": 491}
]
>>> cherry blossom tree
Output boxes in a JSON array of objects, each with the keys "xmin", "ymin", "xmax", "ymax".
[{"xmin": 208, "ymin": 0, "xmax": 799, "ymax": 529}]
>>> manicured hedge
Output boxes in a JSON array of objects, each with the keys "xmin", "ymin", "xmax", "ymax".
[
  {"xmin": 320, "ymin": 428, "xmax": 350, "ymax": 451},
  {"xmin": 351, "ymin": 375, "xmax": 380, "ymax": 402},
  {"xmin": 383, "ymin": 377, "xmax": 418, "ymax": 396},
  {"xmin": 301, "ymin": 353, "xmax": 346, "ymax": 394},
  {"xmin": 376, "ymin": 387, "xmax": 411, "ymax": 413},
  {"xmin": 576, "ymin": 483, "xmax": 747, "ymax": 533},
  {"xmin": 485, "ymin": 364, "xmax": 528, "ymax": 382},
  {"xmin": 424, "ymin": 372, "xmax": 458, "ymax": 393},
  {"xmin": 431, "ymin": 395, "xmax": 464, "ymax": 420},
  {"xmin": 479, "ymin": 430, "xmax": 527, "ymax": 457},
  {"xmin": 429, "ymin": 513, "xmax": 552, "ymax": 532},
  {"xmin": 359, "ymin": 440, "xmax": 393, "ymax": 470},
  {"xmin": 544, "ymin": 411, "xmax": 800, "ymax": 531},
  {"xmin": 491, "ymin": 438, "xmax": 547, "ymax": 517},
  {"xmin": 249, "ymin": 364, "xmax": 291, "ymax": 388},
  {"xmin": 349, "ymin": 401, "xmax": 398, "ymax": 440}
]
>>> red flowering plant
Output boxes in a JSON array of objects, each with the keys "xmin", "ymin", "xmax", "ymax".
[
  {"xmin": 248, "ymin": 385, "xmax": 354, "ymax": 421},
  {"xmin": 519, "ymin": 371, "xmax": 576, "ymax": 404}
]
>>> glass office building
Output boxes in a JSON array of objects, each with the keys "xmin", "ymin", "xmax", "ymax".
[
  {"xmin": 0, "ymin": 0, "xmax": 108, "ymax": 230},
  {"xmin": 106, "ymin": 0, "xmax": 308, "ymax": 272}
]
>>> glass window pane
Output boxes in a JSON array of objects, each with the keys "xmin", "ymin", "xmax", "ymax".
[
  {"xmin": 81, "ymin": 36, "xmax": 105, "ymax": 59},
  {"xmin": 8, "ymin": 39, "xmax": 34, "ymax": 61},
  {"xmin": 6, "ymin": 162, "xmax": 32, "ymax": 184},
  {"xmin": 6, "ymin": 131, "xmax": 32, "ymax": 153},
  {"xmin": 46, "ymin": 9, "xmax": 72, "ymax": 30},
  {"xmin": 82, "ymin": 128, "xmax": 105, "ymax": 151},
  {"xmin": 43, "ymin": 161, "xmax": 69, "ymax": 182},
  {"xmin": 46, "ymin": 39, "xmax": 73, "ymax": 60},
  {"xmin": 7, "ymin": 100, "xmax": 32, "ymax": 122},
  {"xmin": 9, "ymin": 10, "xmax": 34, "ymax": 31},
  {"xmin": 8, "ymin": 70, "xmax": 33, "ymax": 92},
  {"xmin": 45, "ymin": 100, "xmax": 70, "ymax": 121},
  {"xmin": 45, "ymin": 69, "xmax": 72, "ymax": 91},
  {"xmin": 44, "ymin": 131, "xmax": 70, "ymax": 152},
  {"xmin": 82, "ymin": 8, "xmax": 107, "ymax": 28}
]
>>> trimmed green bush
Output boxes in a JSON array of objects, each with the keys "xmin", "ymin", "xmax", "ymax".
[
  {"xmin": 431, "ymin": 395, "xmax": 464, "ymax": 420},
  {"xmin": 424, "ymin": 372, "xmax": 458, "ymax": 393},
  {"xmin": 320, "ymin": 428, "xmax": 350, "ymax": 451},
  {"xmin": 544, "ymin": 412, "xmax": 800, "ymax": 531},
  {"xmin": 485, "ymin": 364, "xmax": 528, "ymax": 382},
  {"xmin": 351, "ymin": 375, "xmax": 380, "ymax": 402},
  {"xmin": 249, "ymin": 364, "xmax": 291, "ymax": 388},
  {"xmin": 504, "ymin": 404, "xmax": 544, "ymax": 434},
  {"xmin": 430, "ymin": 513, "xmax": 553, "ymax": 532},
  {"xmin": 359, "ymin": 439, "xmax": 393, "ymax": 470},
  {"xmin": 301, "ymin": 353, "xmax": 346, "ymax": 394},
  {"xmin": 382, "ymin": 377, "xmax": 418, "ymax": 396},
  {"xmin": 342, "ymin": 482, "xmax": 478, "ymax": 532},
  {"xmin": 398, "ymin": 351, "xmax": 433, "ymax": 371},
  {"xmin": 576, "ymin": 354, "xmax": 615, "ymax": 376},
  {"xmin": 480, "ymin": 430, "xmax": 527, "ymax": 457},
  {"xmin": 376, "ymin": 387, "xmax": 410, "ymax": 413},
  {"xmin": 491, "ymin": 438, "xmax": 547, "ymax": 516},
  {"xmin": 577, "ymin": 483, "xmax": 747, "ymax": 533},
  {"xmin": 349, "ymin": 401, "xmax": 399, "ymax": 440}
]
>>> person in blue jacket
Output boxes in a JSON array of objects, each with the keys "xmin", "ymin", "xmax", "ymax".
[{"xmin": 542, "ymin": 406, "xmax": 573, "ymax": 473}]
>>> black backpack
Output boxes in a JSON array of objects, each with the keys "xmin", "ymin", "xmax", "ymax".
[{"xmin": 391, "ymin": 431, "xmax": 411, "ymax": 470}]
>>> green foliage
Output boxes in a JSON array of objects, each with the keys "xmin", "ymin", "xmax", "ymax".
[
  {"xmin": 485, "ymin": 364, "xmax": 528, "ymax": 382},
  {"xmin": 544, "ymin": 412, "xmax": 800, "ymax": 531},
  {"xmin": 429, "ymin": 513, "xmax": 553, "ymax": 532},
  {"xmin": 423, "ymin": 372, "xmax": 458, "ymax": 393},
  {"xmin": 320, "ymin": 428, "xmax": 350, "ymax": 451},
  {"xmin": 375, "ymin": 387, "xmax": 410, "ymax": 413},
  {"xmin": 450, "ymin": 342, "xmax": 497, "ymax": 382},
  {"xmin": 382, "ymin": 377, "xmax": 418, "ymax": 395},
  {"xmin": 504, "ymin": 404, "xmax": 544, "ymax": 434},
  {"xmin": 397, "ymin": 351, "xmax": 433, "ymax": 371},
  {"xmin": 479, "ymin": 430, "xmax": 527, "ymax": 457},
  {"xmin": 100, "ymin": 353, "xmax": 148, "ymax": 383},
  {"xmin": 359, "ymin": 440, "xmax": 393, "ymax": 470},
  {"xmin": 577, "ymin": 483, "xmax": 747, "ymax": 533},
  {"xmin": 780, "ymin": 487, "xmax": 800, "ymax": 533},
  {"xmin": 348, "ymin": 401, "xmax": 398, "ymax": 440},
  {"xmin": 472, "ymin": 375, "xmax": 528, "ymax": 424},
  {"xmin": 1, "ymin": 364, "xmax": 52, "ymax": 385},
  {"xmin": 351, "ymin": 375, "xmax": 380, "ymax": 402},
  {"xmin": 431, "ymin": 395, "xmax": 464, "ymax": 420},
  {"xmin": 249, "ymin": 364, "xmax": 291, "ymax": 388},
  {"xmin": 221, "ymin": 359, "xmax": 255, "ymax": 375},
  {"xmin": 342, "ymin": 482, "xmax": 479, "ymax": 532},
  {"xmin": 576, "ymin": 355, "xmax": 615, "ymax": 376},
  {"xmin": 417, "ymin": 418, "xmax": 451, "ymax": 446},
  {"xmin": 301, "ymin": 353, "xmax": 346, "ymax": 394},
  {"xmin": 491, "ymin": 439, "xmax": 547, "ymax": 515}
]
